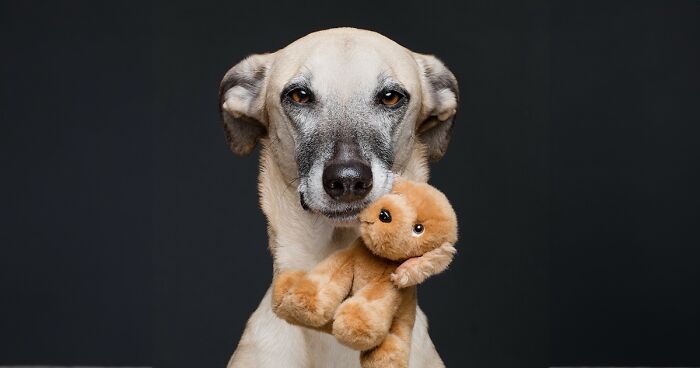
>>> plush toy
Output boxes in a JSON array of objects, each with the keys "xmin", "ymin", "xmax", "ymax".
[{"xmin": 272, "ymin": 178, "xmax": 458, "ymax": 368}]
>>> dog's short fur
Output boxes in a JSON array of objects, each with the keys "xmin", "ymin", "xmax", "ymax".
[{"xmin": 219, "ymin": 28, "xmax": 458, "ymax": 368}]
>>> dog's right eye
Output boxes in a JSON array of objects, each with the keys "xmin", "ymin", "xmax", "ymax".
[
  {"xmin": 287, "ymin": 88, "xmax": 311, "ymax": 104},
  {"xmin": 378, "ymin": 89, "xmax": 406, "ymax": 107}
]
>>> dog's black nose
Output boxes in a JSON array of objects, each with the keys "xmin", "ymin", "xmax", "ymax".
[
  {"xmin": 322, "ymin": 161, "xmax": 373, "ymax": 202},
  {"xmin": 323, "ymin": 141, "xmax": 373, "ymax": 202}
]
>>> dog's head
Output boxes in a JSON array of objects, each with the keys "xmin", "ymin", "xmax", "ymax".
[{"xmin": 219, "ymin": 28, "xmax": 458, "ymax": 223}]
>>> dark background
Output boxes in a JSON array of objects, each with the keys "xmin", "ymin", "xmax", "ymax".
[{"xmin": 1, "ymin": 0, "xmax": 698, "ymax": 367}]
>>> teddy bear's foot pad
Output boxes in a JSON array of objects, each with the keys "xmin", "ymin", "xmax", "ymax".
[{"xmin": 332, "ymin": 300, "xmax": 389, "ymax": 350}]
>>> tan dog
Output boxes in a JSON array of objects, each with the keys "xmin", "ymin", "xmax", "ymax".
[
  {"xmin": 220, "ymin": 28, "xmax": 459, "ymax": 367},
  {"xmin": 272, "ymin": 179, "xmax": 457, "ymax": 368}
]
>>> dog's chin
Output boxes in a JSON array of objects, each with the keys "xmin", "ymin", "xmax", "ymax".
[
  {"xmin": 300, "ymin": 188, "xmax": 395, "ymax": 226},
  {"xmin": 299, "ymin": 194, "xmax": 366, "ymax": 226},
  {"xmin": 319, "ymin": 208, "xmax": 362, "ymax": 226}
]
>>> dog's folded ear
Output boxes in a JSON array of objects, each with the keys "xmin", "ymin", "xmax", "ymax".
[
  {"xmin": 413, "ymin": 53, "xmax": 459, "ymax": 161},
  {"xmin": 219, "ymin": 53, "xmax": 273, "ymax": 156}
]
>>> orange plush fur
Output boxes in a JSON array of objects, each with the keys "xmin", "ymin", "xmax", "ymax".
[{"xmin": 272, "ymin": 179, "xmax": 458, "ymax": 368}]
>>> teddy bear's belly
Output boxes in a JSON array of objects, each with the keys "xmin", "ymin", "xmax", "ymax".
[{"xmin": 349, "ymin": 244, "xmax": 400, "ymax": 295}]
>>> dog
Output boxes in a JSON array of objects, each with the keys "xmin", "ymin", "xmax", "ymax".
[{"xmin": 219, "ymin": 28, "xmax": 459, "ymax": 368}]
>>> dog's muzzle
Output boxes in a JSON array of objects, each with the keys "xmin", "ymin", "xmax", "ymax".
[{"xmin": 321, "ymin": 142, "xmax": 373, "ymax": 203}]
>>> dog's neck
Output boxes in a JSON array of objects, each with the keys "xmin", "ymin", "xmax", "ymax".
[{"xmin": 257, "ymin": 141, "xmax": 430, "ymax": 273}]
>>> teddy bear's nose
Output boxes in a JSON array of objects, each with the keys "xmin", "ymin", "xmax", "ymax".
[{"xmin": 322, "ymin": 161, "xmax": 373, "ymax": 202}]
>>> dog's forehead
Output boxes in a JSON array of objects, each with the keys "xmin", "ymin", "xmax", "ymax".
[{"xmin": 269, "ymin": 28, "xmax": 421, "ymax": 96}]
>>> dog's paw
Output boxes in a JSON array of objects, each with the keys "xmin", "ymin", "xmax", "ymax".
[{"xmin": 332, "ymin": 299, "xmax": 388, "ymax": 350}]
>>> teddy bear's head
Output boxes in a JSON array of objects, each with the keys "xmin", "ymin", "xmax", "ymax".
[{"xmin": 358, "ymin": 179, "xmax": 458, "ymax": 261}]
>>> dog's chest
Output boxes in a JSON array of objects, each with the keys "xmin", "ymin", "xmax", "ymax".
[
  {"xmin": 271, "ymin": 218, "xmax": 360, "ymax": 271},
  {"xmin": 302, "ymin": 329, "xmax": 362, "ymax": 368}
]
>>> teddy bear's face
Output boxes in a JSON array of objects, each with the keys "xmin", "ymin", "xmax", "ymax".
[{"xmin": 358, "ymin": 180, "xmax": 458, "ymax": 261}]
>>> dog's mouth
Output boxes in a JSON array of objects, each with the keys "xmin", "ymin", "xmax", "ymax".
[
  {"xmin": 320, "ymin": 207, "xmax": 363, "ymax": 220},
  {"xmin": 299, "ymin": 192, "xmax": 366, "ymax": 222}
]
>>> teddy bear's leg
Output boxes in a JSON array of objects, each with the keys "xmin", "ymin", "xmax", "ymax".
[
  {"xmin": 360, "ymin": 287, "xmax": 417, "ymax": 368},
  {"xmin": 332, "ymin": 280, "xmax": 401, "ymax": 351},
  {"xmin": 272, "ymin": 247, "xmax": 355, "ymax": 328}
]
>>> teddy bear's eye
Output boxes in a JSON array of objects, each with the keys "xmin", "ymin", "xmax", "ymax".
[
  {"xmin": 378, "ymin": 209, "xmax": 392, "ymax": 223},
  {"xmin": 412, "ymin": 224, "xmax": 424, "ymax": 235}
]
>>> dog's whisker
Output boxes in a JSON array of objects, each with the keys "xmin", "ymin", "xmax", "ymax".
[
  {"xmin": 284, "ymin": 176, "xmax": 301, "ymax": 188},
  {"xmin": 282, "ymin": 176, "xmax": 302, "ymax": 200},
  {"xmin": 311, "ymin": 212, "xmax": 322, "ymax": 227}
]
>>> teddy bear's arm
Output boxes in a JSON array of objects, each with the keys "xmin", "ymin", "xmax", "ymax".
[
  {"xmin": 271, "ymin": 247, "xmax": 355, "ymax": 328},
  {"xmin": 391, "ymin": 242, "xmax": 457, "ymax": 288}
]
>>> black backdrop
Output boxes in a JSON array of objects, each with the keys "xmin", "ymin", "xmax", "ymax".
[{"xmin": 1, "ymin": 1, "xmax": 698, "ymax": 367}]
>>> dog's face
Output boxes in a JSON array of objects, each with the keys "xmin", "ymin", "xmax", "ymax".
[{"xmin": 219, "ymin": 28, "xmax": 458, "ymax": 223}]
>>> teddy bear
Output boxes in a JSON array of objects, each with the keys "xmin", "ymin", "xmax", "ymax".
[{"xmin": 271, "ymin": 178, "xmax": 458, "ymax": 368}]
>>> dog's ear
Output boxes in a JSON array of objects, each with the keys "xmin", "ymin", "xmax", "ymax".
[
  {"xmin": 413, "ymin": 53, "xmax": 459, "ymax": 161},
  {"xmin": 219, "ymin": 53, "xmax": 273, "ymax": 156}
]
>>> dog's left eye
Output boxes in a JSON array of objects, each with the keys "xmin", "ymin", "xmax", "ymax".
[
  {"xmin": 379, "ymin": 90, "xmax": 404, "ymax": 107},
  {"xmin": 288, "ymin": 88, "xmax": 311, "ymax": 104}
]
